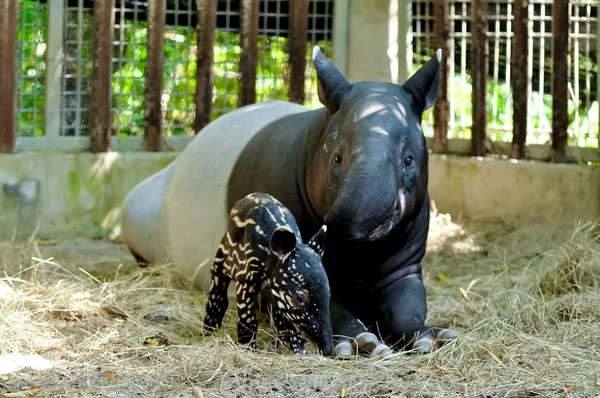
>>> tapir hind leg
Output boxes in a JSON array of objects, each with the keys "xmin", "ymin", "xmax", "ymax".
[
  {"xmin": 120, "ymin": 162, "xmax": 175, "ymax": 265},
  {"xmin": 371, "ymin": 273, "xmax": 459, "ymax": 353}
]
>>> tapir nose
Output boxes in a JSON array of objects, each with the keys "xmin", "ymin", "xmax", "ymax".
[{"xmin": 323, "ymin": 215, "xmax": 364, "ymax": 241}]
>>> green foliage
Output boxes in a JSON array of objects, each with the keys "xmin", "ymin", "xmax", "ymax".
[{"xmin": 16, "ymin": 0, "xmax": 47, "ymax": 137}]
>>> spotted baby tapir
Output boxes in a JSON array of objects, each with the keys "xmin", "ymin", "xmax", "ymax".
[{"xmin": 203, "ymin": 193, "xmax": 333, "ymax": 356}]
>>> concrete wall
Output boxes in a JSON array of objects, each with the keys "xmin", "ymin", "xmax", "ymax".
[
  {"xmin": 429, "ymin": 155, "xmax": 600, "ymax": 225},
  {"xmin": 0, "ymin": 152, "xmax": 597, "ymax": 241},
  {"xmin": 0, "ymin": 152, "xmax": 177, "ymax": 240}
]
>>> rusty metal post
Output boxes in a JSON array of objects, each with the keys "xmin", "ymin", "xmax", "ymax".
[
  {"xmin": 144, "ymin": 0, "xmax": 166, "ymax": 151},
  {"xmin": 194, "ymin": 0, "xmax": 217, "ymax": 133},
  {"xmin": 238, "ymin": 0, "xmax": 259, "ymax": 107},
  {"xmin": 0, "ymin": 0, "xmax": 18, "ymax": 153},
  {"xmin": 288, "ymin": 0, "xmax": 309, "ymax": 104},
  {"xmin": 432, "ymin": 0, "xmax": 449, "ymax": 153},
  {"xmin": 551, "ymin": 0, "xmax": 570, "ymax": 163},
  {"xmin": 471, "ymin": 0, "xmax": 488, "ymax": 157},
  {"xmin": 511, "ymin": 0, "xmax": 529, "ymax": 159},
  {"xmin": 91, "ymin": 0, "xmax": 115, "ymax": 152}
]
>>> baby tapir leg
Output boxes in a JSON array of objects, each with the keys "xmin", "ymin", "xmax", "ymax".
[
  {"xmin": 234, "ymin": 272, "xmax": 261, "ymax": 349},
  {"xmin": 272, "ymin": 308, "xmax": 307, "ymax": 355},
  {"xmin": 203, "ymin": 247, "xmax": 232, "ymax": 334},
  {"xmin": 372, "ymin": 274, "xmax": 459, "ymax": 353}
]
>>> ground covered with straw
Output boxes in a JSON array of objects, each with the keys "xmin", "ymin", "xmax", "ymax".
[{"xmin": 1, "ymin": 211, "xmax": 599, "ymax": 397}]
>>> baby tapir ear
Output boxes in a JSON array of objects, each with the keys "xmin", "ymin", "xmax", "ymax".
[
  {"xmin": 308, "ymin": 225, "xmax": 327, "ymax": 258},
  {"xmin": 402, "ymin": 49, "xmax": 442, "ymax": 115},
  {"xmin": 312, "ymin": 46, "xmax": 351, "ymax": 114},
  {"xmin": 270, "ymin": 226, "xmax": 297, "ymax": 259}
]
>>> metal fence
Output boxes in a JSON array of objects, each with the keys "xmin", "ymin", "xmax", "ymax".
[
  {"xmin": 11, "ymin": 0, "xmax": 333, "ymax": 141},
  {"xmin": 412, "ymin": 0, "xmax": 598, "ymax": 161},
  {"xmin": 2, "ymin": 0, "xmax": 598, "ymax": 163}
]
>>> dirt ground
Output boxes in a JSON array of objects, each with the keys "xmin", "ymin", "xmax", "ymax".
[{"xmin": 1, "ymin": 208, "xmax": 599, "ymax": 398}]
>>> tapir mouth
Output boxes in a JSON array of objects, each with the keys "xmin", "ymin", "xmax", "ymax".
[{"xmin": 368, "ymin": 203, "xmax": 402, "ymax": 241}]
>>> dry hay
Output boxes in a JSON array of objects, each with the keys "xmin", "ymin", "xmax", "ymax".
[{"xmin": 1, "ymin": 214, "xmax": 599, "ymax": 398}]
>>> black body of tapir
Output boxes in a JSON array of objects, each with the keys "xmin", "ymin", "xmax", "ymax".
[{"xmin": 120, "ymin": 47, "xmax": 458, "ymax": 357}]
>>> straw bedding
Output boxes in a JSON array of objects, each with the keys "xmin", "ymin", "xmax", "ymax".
[{"xmin": 1, "ymin": 210, "xmax": 599, "ymax": 397}]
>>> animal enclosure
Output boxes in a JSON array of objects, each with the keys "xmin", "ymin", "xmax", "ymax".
[{"xmin": 1, "ymin": 0, "xmax": 598, "ymax": 163}]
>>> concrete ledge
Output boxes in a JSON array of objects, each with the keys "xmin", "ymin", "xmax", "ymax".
[
  {"xmin": 0, "ymin": 152, "xmax": 597, "ymax": 241},
  {"xmin": 429, "ymin": 155, "xmax": 600, "ymax": 225},
  {"xmin": 0, "ymin": 152, "xmax": 178, "ymax": 240}
]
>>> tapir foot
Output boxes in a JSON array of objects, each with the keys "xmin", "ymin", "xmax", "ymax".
[
  {"xmin": 331, "ymin": 332, "xmax": 393, "ymax": 359},
  {"xmin": 410, "ymin": 327, "xmax": 460, "ymax": 353}
]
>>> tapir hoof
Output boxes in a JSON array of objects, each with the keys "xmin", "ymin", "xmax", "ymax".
[
  {"xmin": 411, "ymin": 328, "xmax": 460, "ymax": 353},
  {"xmin": 411, "ymin": 336, "xmax": 434, "ymax": 353},
  {"xmin": 370, "ymin": 343, "xmax": 394, "ymax": 358},
  {"xmin": 353, "ymin": 332, "xmax": 379, "ymax": 354},
  {"xmin": 331, "ymin": 341, "xmax": 354, "ymax": 359},
  {"xmin": 436, "ymin": 328, "xmax": 460, "ymax": 343}
]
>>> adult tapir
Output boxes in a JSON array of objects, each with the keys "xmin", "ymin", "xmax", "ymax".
[{"xmin": 120, "ymin": 46, "xmax": 458, "ymax": 357}]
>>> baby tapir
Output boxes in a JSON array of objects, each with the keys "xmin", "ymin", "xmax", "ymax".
[{"xmin": 203, "ymin": 192, "xmax": 333, "ymax": 356}]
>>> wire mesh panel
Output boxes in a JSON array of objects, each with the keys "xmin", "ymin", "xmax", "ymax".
[
  {"xmin": 111, "ymin": 1, "xmax": 147, "ymax": 136},
  {"xmin": 62, "ymin": 0, "xmax": 93, "ymax": 136},
  {"xmin": 411, "ymin": 0, "xmax": 435, "ymax": 137},
  {"xmin": 212, "ymin": 1, "xmax": 241, "ymax": 118},
  {"xmin": 256, "ymin": 0, "xmax": 289, "ymax": 104},
  {"xmin": 16, "ymin": 0, "xmax": 47, "ymax": 137},
  {"xmin": 163, "ymin": 0, "xmax": 197, "ymax": 136},
  {"xmin": 528, "ymin": 0, "xmax": 553, "ymax": 144},
  {"xmin": 569, "ymin": 0, "xmax": 598, "ymax": 149},
  {"xmin": 487, "ymin": 0, "xmax": 513, "ymax": 142},
  {"xmin": 304, "ymin": 0, "xmax": 334, "ymax": 108},
  {"xmin": 411, "ymin": 0, "xmax": 598, "ymax": 151}
]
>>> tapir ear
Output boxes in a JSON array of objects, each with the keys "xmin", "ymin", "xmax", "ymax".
[
  {"xmin": 402, "ymin": 49, "xmax": 442, "ymax": 115},
  {"xmin": 308, "ymin": 225, "xmax": 327, "ymax": 258},
  {"xmin": 270, "ymin": 226, "xmax": 297, "ymax": 259},
  {"xmin": 312, "ymin": 46, "xmax": 351, "ymax": 114}
]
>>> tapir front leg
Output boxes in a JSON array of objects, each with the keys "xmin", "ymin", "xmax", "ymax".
[
  {"xmin": 329, "ymin": 296, "xmax": 393, "ymax": 358},
  {"xmin": 271, "ymin": 308, "xmax": 307, "ymax": 355},
  {"xmin": 372, "ymin": 272, "xmax": 459, "ymax": 353}
]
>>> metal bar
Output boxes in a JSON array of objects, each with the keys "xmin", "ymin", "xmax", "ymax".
[
  {"xmin": 471, "ymin": 0, "xmax": 488, "ymax": 156},
  {"xmin": 288, "ymin": 0, "xmax": 309, "ymax": 104},
  {"xmin": 144, "ymin": 0, "xmax": 166, "ymax": 151},
  {"xmin": 238, "ymin": 0, "xmax": 259, "ymax": 107},
  {"xmin": 44, "ymin": 0, "xmax": 64, "ymax": 138},
  {"xmin": 193, "ymin": 0, "xmax": 217, "ymax": 132},
  {"xmin": 90, "ymin": 0, "xmax": 114, "ymax": 152},
  {"xmin": 511, "ymin": 0, "xmax": 528, "ymax": 159},
  {"xmin": 0, "ymin": 0, "xmax": 18, "ymax": 152},
  {"xmin": 432, "ymin": 0, "xmax": 449, "ymax": 153},
  {"xmin": 551, "ymin": 0, "xmax": 570, "ymax": 163}
]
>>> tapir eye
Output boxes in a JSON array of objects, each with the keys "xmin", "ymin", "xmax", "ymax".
[
  {"xmin": 403, "ymin": 156, "xmax": 415, "ymax": 168},
  {"xmin": 333, "ymin": 154, "xmax": 343, "ymax": 164},
  {"xmin": 293, "ymin": 293, "xmax": 307, "ymax": 306}
]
